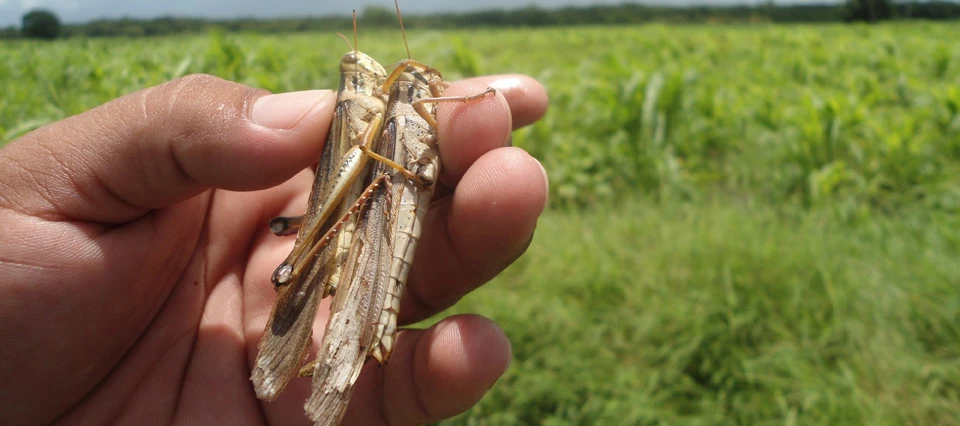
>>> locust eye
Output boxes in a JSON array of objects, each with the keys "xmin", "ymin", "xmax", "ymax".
[{"xmin": 343, "ymin": 52, "xmax": 358, "ymax": 63}]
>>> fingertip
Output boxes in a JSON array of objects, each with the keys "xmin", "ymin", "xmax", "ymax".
[
  {"xmin": 381, "ymin": 315, "xmax": 511, "ymax": 425},
  {"xmin": 421, "ymin": 314, "xmax": 513, "ymax": 396},
  {"xmin": 458, "ymin": 74, "xmax": 549, "ymax": 130},
  {"xmin": 180, "ymin": 87, "xmax": 338, "ymax": 191},
  {"xmin": 251, "ymin": 89, "xmax": 337, "ymax": 131},
  {"xmin": 436, "ymin": 81, "xmax": 512, "ymax": 184},
  {"xmin": 449, "ymin": 147, "xmax": 547, "ymax": 270},
  {"xmin": 457, "ymin": 147, "xmax": 548, "ymax": 218}
]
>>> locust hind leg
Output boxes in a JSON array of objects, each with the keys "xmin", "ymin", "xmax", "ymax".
[
  {"xmin": 369, "ymin": 287, "xmax": 401, "ymax": 364},
  {"xmin": 412, "ymin": 87, "xmax": 497, "ymax": 129},
  {"xmin": 297, "ymin": 359, "xmax": 319, "ymax": 378},
  {"xmin": 369, "ymin": 190, "xmax": 421, "ymax": 365},
  {"xmin": 268, "ymin": 215, "xmax": 303, "ymax": 236},
  {"xmin": 295, "ymin": 178, "xmax": 398, "ymax": 377},
  {"xmin": 270, "ymin": 114, "xmax": 385, "ymax": 287},
  {"xmin": 378, "ymin": 58, "xmax": 442, "ymax": 95}
]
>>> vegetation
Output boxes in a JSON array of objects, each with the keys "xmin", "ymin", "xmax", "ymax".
[
  {"xmin": 21, "ymin": 9, "xmax": 61, "ymax": 39},
  {"xmin": 2, "ymin": 2, "xmax": 960, "ymax": 39},
  {"xmin": 845, "ymin": 0, "xmax": 894, "ymax": 22},
  {"xmin": 442, "ymin": 199, "xmax": 960, "ymax": 425},
  {"xmin": 1, "ymin": 22, "xmax": 958, "ymax": 424}
]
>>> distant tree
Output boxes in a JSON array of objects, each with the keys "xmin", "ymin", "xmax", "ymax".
[
  {"xmin": 844, "ymin": 0, "xmax": 893, "ymax": 22},
  {"xmin": 21, "ymin": 9, "xmax": 61, "ymax": 39},
  {"xmin": 758, "ymin": 0, "xmax": 777, "ymax": 19},
  {"xmin": 362, "ymin": 5, "xmax": 395, "ymax": 27},
  {"xmin": 0, "ymin": 26, "xmax": 20, "ymax": 39}
]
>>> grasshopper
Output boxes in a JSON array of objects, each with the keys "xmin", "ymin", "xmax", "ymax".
[
  {"xmin": 299, "ymin": 2, "xmax": 495, "ymax": 424},
  {"xmin": 251, "ymin": 14, "xmax": 399, "ymax": 400}
]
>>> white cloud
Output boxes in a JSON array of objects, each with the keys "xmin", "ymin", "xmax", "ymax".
[{"xmin": 19, "ymin": 0, "xmax": 44, "ymax": 10}]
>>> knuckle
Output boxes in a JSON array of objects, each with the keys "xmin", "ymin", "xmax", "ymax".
[
  {"xmin": 165, "ymin": 73, "xmax": 227, "ymax": 92},
  {"xmin": 152, "ymin": 74, "xmax": 223, "ymax": 114},
  {"xmin": 147, "ymin": 73, "xmax": 234, "ymax": 114},
  {"xmin": 139, "ymin": 73, "xmax": 250, "ymax": 139}
]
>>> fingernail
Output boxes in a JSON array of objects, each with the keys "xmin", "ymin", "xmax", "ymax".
[
  {"xmin": 535, "ymin": 157, "xmax": 550, "ymax": 209},
  {"xmin": 487, "ymin": 76, "xmax": 524, "ymax": 92},
  {"xmin": 252, "ymin": 90, "xmax": 335, "ymax": 130}
]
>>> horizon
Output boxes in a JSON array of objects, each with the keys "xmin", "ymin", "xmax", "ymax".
[{"xmin": 1, "ymin": 0, "xmax": 837, "ymax": 28}]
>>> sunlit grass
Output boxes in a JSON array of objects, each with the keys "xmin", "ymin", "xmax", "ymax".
[
  {"xmin": 2, "ymin": 23, "xmax": 960, "ymax": 425},
  {"xmin": 437, "ymin": 198, "xmax": 960, "ymax": 425},
  {"xmin": 3, "ymin": 24, "xmax": 959, "ymax": 213}
]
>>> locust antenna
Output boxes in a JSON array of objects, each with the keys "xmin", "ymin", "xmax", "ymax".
[
  {"xmin": 352, "ymin": 9, "xmax": 358, "ymax": 53},
  {"xmin": 336, "ymin": 32, "xmax": 354, "ymax": 52},
  {"xmin": 394, "ymin": 0, "xmax": 411, "ymax": 60},
  {"xmin": 334, "ymin": 10, "xmax": 359, "ymax": 52}
]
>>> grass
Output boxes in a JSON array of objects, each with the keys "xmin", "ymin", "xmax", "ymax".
[
  {"xmin": 2, "ymin": 22, "xmax": 960, "ymax": 425},
  {"xmin": 3, "ymin": 25, "xmax": 960, "ymax": 213},
  {"xmin": 433, "ymin": 198, "xmax": 960, "ymax": 425}
]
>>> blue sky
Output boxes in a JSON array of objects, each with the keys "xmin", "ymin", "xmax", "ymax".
[{"xmin": 0, "ymin": 0, "xmax": 837, "ymax": 28}]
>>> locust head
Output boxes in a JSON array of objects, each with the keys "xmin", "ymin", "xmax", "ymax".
[
  {"xmin": 335, "ymin": 13, "xmax": 387, "ymax": 94},
  {"xmin": 340, "ymin": 50, "xmax": 387, "ymax": 80},
  {"xmin": 338, "ymin": 50, "xmax": 387, "ymax": 97}
]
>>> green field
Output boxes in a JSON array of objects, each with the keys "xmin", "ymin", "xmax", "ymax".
[{"xmin": 3, "ymin": 23, "xmax": 960, "ymax": 424}]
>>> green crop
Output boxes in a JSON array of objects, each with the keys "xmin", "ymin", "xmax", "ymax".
[
  {"xmin": 2, "ymin": 22, "xmax": 959, "ymax": 425},
  {"xmin": 3, "ymin": 23, "xmax": 959, "ymax": 215}
]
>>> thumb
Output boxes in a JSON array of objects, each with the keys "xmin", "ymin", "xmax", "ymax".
[{"xmin": 0, "ymin": 74, "xmax": 336, "ymax": 223}]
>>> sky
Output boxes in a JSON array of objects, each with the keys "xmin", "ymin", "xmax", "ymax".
[{"xmin": 0, "ymin": 0, "xmax": 839, "ymax": 28}]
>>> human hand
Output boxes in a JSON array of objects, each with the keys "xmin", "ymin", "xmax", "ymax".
[{"xmin": 0, "ymin": 72, "xmax": 548, "ymax": 425}]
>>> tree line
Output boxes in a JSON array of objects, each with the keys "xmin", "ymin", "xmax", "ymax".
[{"xmin": 5, "ymin": 0, "xmax": 960, "ymax": 40}]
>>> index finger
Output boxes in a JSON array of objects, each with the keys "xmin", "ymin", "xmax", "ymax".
[
  {"xmin": 435, "ymin": 74, "xmax": 548, "ymax": 186},
  {"xmin": 459, "ymin": 74, "xmax": 549, "ymax": 130}
]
